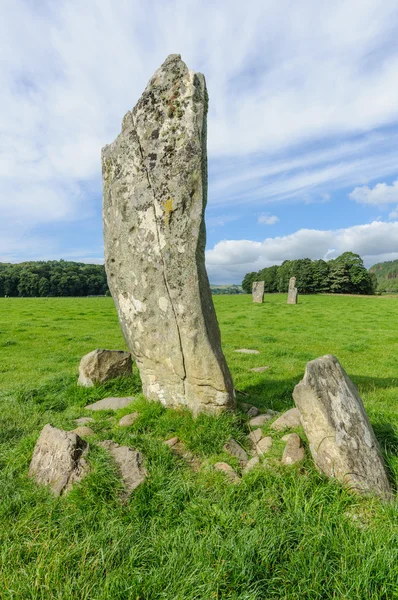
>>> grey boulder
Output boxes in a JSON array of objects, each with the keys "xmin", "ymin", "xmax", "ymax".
[
  {"xmin": 270, "ymin": 408, "xmax": 301, "ymax": 431},
  {"xmin": 78, "ymin": 349, "xmax": 132, "ymax": 386}
]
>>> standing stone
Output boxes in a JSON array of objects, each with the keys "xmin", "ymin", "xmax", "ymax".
[
  {"xmin": 102, "ymin": 54, "xmax": 234, "ymax": 416},
  {"xmin": 78, "ymin": 349, "xmax": 132, "ymax": 387},
  {"xmin": 252, "ymin": 281, "xmax": 264, "ymax": 303},
  {"xmin": 287, "ymin": 277, "xmax": 298, "ymax": 304},
  {"xmin": 293, "ymin": 355, "xmax": 391, "ymax": 499}
]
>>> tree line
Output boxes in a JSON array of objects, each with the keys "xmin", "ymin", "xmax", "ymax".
[
  {"xmin": 242, "ymin": 252, "xmax": 377, "ymax": 295},
  {"xmin": 369, "ymin": 259, "xmax": 398, "ymax": 293},
  {"xmin": 0, "ymin": 261, "xmax": 109, "ymax": 297}
]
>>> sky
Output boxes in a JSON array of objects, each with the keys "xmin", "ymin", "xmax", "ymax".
[{"xmin": 1, "ymin": 0, "xmax": 398, "ymax": 284}]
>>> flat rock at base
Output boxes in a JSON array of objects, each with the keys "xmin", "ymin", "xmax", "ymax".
[
  {"xmin": 247, "ymin": 406, "xmax": 260, "ymax": 418},
  {"xmin": 29, "ymin": 424, "xmax": 89, "ymax": 496},
  {"xmin": 102, "ymin": 54, "xmax": 235, "ymax": 417},
  {"xmin": 223, "ymin": 439, "xmax": 248, "ymax": 463},
  {"xmin": 255, "ymin": 436, "xmax": 273, "ymax": 456},
  {"xmin": 72, "ymin": 426, "xmax": 95, "ymax": 438},
  {"xmin": 252, "ymin": 281, "xmax": 264, "ymax": 303},
  {"xmin": 235, "ymin": 349, "xmax": 260, "ymax": 355},
  {"xmin": 85, "ymin": 397, "xmax": 134, "ymax": 411},
  {"xmin": 213, "ymin": 462, "xmax": 240, "ymax": 483},
  {"xmin": 243, "ymin": 456, "xmax": 260, "ymax": 474},
  {"xmin": 249, "ymin": 366, "xmax": 269, "ymax": 373},
  {"xmin": 249, "ymin": 429, "xmax": 263, "ymax": 445},
  {"xmin": 99, "ymin": 440, "xmax": 147, "ymax": 494},
  {"xmin": 293, "ymin": 354, "xmax": 391, "ymax": 499},
  {"xmin": 78, "ymin": 349, "xmax": 132, "ymax": 387},
  {"xmin": 281, "ymin": 433, "xmax": 305, "ymax": 465},
  {"xmin": 270, "ymin": 408, "xmax": 301, "ymax": 431},
  {"xmin": 118, "ymin": 412, "xmax": 139, "ymax": 427},
  {"xmin": 249, "ymin": 414, "xmax": 271, "ymax": 427},
  {"xmin": 164, "ymin": 436, "xmax": 179, "ymax": 448},
  {"xmin": 75, "ymin": 417, "xmax": 95, "ymax": 425}
]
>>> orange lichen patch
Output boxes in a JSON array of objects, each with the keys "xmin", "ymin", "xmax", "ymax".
[{"xmin": 162, "ymin": 197, "xmax": 174, "ymax": 224}]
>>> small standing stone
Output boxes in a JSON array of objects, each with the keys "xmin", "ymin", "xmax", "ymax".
[
  {"xmin": 213, "ymin": 462, "xmax": 240, "ymax": 483},
  {"xmin": 287, "ymin": 277, "xmax": 298, "ymax": 305},
  {"xmin": 281, "ymin": 433, "xmax": 305, "ymax": 465},
  {"xmin": 252, "ymin": 281, "xmax": 264, "ymax": 303},
  {"xmin": 99, "ymin": 440, "xmax": 147, "ymax": 495},
  {"xmin": 223, "ymin": 439, "xmax": 248, "ymax": 463},
  {"xmin": 78, "ymin": 349, "xmax": 132, "ymax": 387},
  {"xmin": 270, "ymin": 408, "xmax": 301, "ymax": 431},
  {"xmin": 118, "ymin": 413, "xmax": 139, "ymax": 427},
  {"xmin": 85, "ymin": 397, "xmax": 134, "ymax": 411}
]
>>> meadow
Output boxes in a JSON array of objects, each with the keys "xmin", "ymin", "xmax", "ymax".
[{"xmin": 0, "ymin": 294, "xmax": 398, "ymax": 599}]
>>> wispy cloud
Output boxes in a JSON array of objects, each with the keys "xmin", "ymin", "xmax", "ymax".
[{"xmin": 258, "ymin": 213, "xmax": 279, "ymax": 225}]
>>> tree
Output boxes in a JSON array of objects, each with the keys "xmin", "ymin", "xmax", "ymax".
[{"xmin": 242, "ymin": 272, "xmax": 257, "ymax": 294}]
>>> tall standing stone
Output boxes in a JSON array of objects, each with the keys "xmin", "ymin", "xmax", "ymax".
[
  {"xmin": 102, "ymin": 54, "xmax": 235, "ymax": 416},
  {"xmin": 287, "ymin": 276, "xmax": 298, "ymax": 304},
  {"xmin": 293, "ymin": 355, "xmax": 391, "ymax": 499},
  {"xmin": 252, "ymin": 281, "xmax": 264, "ymax": 303}
]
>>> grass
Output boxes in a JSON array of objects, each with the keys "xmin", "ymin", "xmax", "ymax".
[{"xmin": 0, "ymin": 294, "xmax": 398, "ymax": 599}]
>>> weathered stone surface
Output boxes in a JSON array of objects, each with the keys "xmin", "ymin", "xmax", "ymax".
[
  {"xmin": 293, "ymin": 355, "xmax": 391, "ymax": 498},
  {"xmin": 249, "ymin": 429, "xmax": 263, "ymax": 445},
  {"xmin": 235, "ymin": 349, "xmax": 260, "ymax": 355},
  {"xmin": 118, "ymin": 412, "xmax": 139, "ymax": 427},
  {"xmin": 249, "ymin": 366, "xmax": 269, "ymax": 373},
  {"xmin": 72, "ymin": 426, "xmax": 95, "ymax": 438},
  {"xmin": 75, "ymin": 417, "xmax": 95, "ymax": 426},
  {"xmin": 281, "ymin": 433, "xmax": 305, "ymax": 465},
  {"xmin": 287, "ymin": 277, "xmax": 298, "ymax": 305},
  {"xmin": 102, "ymin": 54, "xmax": 234, "ymax": 417},
  {"xmin": 164, "ymin": 436, "xmax": 179, "ymax": 448},
  {"xmin": 99, "ymin": 440, "xmax": 147, "ymax": 494},
  {"xmin": 249, "ymin": 414, "xmax": 272, "ymax": 427},
  {"xmin": 270, "ymin": 408, "xmax": 301, "ymax": 431},
  {"xmin": 252, "ymin": 281, "xmax": 264, "ymax": 303},
  {"xmin": 255, "ymin": 436, "xmax": 273, "ymax": 456},
  {"xmin": 247, "ymin": 406, "xmax": 260, "ymax": 418},
  {"xmin": 29, "ymin": 424, "xmax": 89, "ymax": 496},
  {"xmin": 85, "ymin": 397, "xmax": 134, "ymax": 411},
  {"xmin": 78, "ymin": 349, "xmax": 132, "ymax": 387},
  {"xmin": 223, "ymin": 439, "xmax": 248, "ymax": 463},
  {"xmin": 243, "ymin": 456, "xmax": 260, "ymax": 474},
  {"xmin": 213, "ymin": 462, "xmax": 240, "ymax": 483}
]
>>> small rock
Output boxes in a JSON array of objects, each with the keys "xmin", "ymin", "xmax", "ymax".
[
  {"xmin": 281, "ymin": 433, "xmax": 305, "ymax": 465},
  {"xmin": 243, "ymin": 456, "xmax": 260, "ymax": 474},
  {"xmin": 247, "ymin": 406, "xmax": 260, "ymax": 418},
  {"xmin": 240, "ymin": 402, "xmax": 254, "ymax": 412},
  {"xmin": 270, "ymin": 408, "xmax": 301, "ymax": 431},
  {"xmin": 99, "ymin": 440, "xmax": 147, "ymax": 494},
  {"xmin": 75, "ymin": 417, "xmax": 95, "ymax": 425},
  {"xmin": 78, "ymin": 349, "xmax": 132, "ymax": 387},
  {"xmin": 249, "ymin": 366, "xmax": 269, "ymax": 373},
  {"xmin": 249, "ymin": 429, "xmax": 263, "ymax": 445},
  {"xmin": 234, "ymin": 348, "xmax": 260, "ymax": 355},
  {"xmin": 85, "ymin": 397, "xmax": 134, "ymax": 411},
  {"xmin": 213, "ymin": 462, "xmax": 240, "ymax": 483},
  {"xmin": 72, "ymin": 426, "xmax": 95, "ymax": 438},
  {"xmin": 118, "ymin": 412, "xmax": 139, "ymax": 427},
  {"xmin": 256, "ymin": 436, "xmax": 273, "ymax": 456},
  {"xmin": 29, "ymin": 424, "xmax": 89, "ymax": 496},
  {"xmin": 164, "ymin": 436, "xmax": 179, "ymax": 448},
  {"xmin": 223, "ymin": 439, "xmax": 248, "ymax": 463},
  {"xmin": 249, "ymin": 414, "xmax": 269, "ymax": 427}
]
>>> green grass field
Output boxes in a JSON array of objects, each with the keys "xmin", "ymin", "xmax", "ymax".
[{"xmin": 1, "ymin": 294, "xmax": 398, "ymax": 599}]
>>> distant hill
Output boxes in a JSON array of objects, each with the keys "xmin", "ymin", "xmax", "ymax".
[
  {"xmin": 210, "ymin": 284, "xmax": 244, "ymax": 295},
  {"xmin": 369, "ymin": 259, "xmax": 398, "ymax": 292}
]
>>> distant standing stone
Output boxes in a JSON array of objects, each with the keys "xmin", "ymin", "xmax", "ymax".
[
  {"xmin": 270, "ymin": 408, "xmax": 301, "ymax": 431},
  {"xmin": 252, "ymin": 281, "xmax": 264, "ymax": 303},
  {"xmin": 29, "ymin": 424, "xmax": 89, "ymax": 496},
  {"xmin": 102, "ymin": 54, "xmax": 234, "ymax": 416},
  {"xmin": 85, "ymin": 397, "xmax": 134, "ymax": 411},
  {"xmin": 293, "ymin": 355, "xmax": 391, "ymax": 499},
  {"xmin": 235, "ymin": 349, "xmax": 260, "ymax": 355},
  {"xmin": 287, "ymin": 277, "xmax": 298, "ymax": 305},
  {"xmin": 118, "ymin": 412, "xmax": 139, "ymax": 427},
  {"xmin": 99, "ymin": 440, "xmax": 147, "ymax": 495},
  {"xmin": 281, "ymin": 433, "xmax": 305, "ymax": 465},
  {"xmin": 78, "ymin": 349, "xmax": 132, "ymax": 387}
]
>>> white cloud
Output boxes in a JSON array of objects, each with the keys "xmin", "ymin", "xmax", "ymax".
[
  {"xmin": 258, "ymin": 213, "xmax": 279, "ymax": 225},
  {"xmin": 206, "ymin": 220, "xmax": 398, "ymax": 283},
  {"xmin": 389, "ymin": 205, "xmax": 398, "ymax": 219},
  {"xmin": 349, "ymin": 179, "xmax": 398, "ymax": 205}
]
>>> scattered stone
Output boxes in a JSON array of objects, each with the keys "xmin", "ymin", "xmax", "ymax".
[
  {"xmin": 287, "ymin": 277, "xmax": 298, "ymax": 305},
  {"xmin": 75, "ymin": 417, "xmax": 95, "ymax": 426},
  {"xmin": 85, "ymin": 397, "xmax": 134, "ymax": 411},
  {"xmin": 102, "ymin": 54, "xmax": 235, "ymax": 416},
  {"xmin": 249, "ymin": 366, "xmax": 269, "ymax": 373},
  {"xmin": 249, "ymin": 414, "xmax": 270, "ymax": 427},
  {"xmin": 270, "ymin": 408, "xmax": 301, "ymax": 431},
  {"xmin": 281, "ymin": 433, "xmax": 305, "ymax": 465},
  {"xmin": 252, "ymin": 281, "xmax": 264, "ymax": 303},
  {"xmin": 78, "ymin": 349, "xmax": 132, "ymax": 387},
  {"xmin": 293, "ymin": 354, "xmax": 391, "ymax": 499},
  {"xmin": 249, "ymin": 429, "xmax": 263, "ymax": 445},
  {"xmin": 224, "ymin": 439, "xmax": 248, "ymax": 463},
  {"xmin": 240, "ymin": 402, "xmax": 255, "ymax": 412},
  {"xmin": 247, "ymin": 406, "xmax": 260, "ymax": 418},
  {"xmin": 235, "ymin": 349, "xmax": 260, "ymax": 355},
  {"xmin": 118, "ymin": 412, "xmax": 139, "ymax": 427},
  {"xmin": 171, "ymin": 442, "xmax": 202, "ymax": 472},
  {"xmin": 243, "ymin": 456, "xmax": 260, "ymax": 474},
  {"xmin": 213, "ymin": 462, "xmax": 240, "ymax": 483},
  {"xmin": 164, "ymin": 436, "xmax": 179, "ymax": 448},
  {"xmin": 72, "ymin": 426, "xmax": 95, "ymax": 438},
  {"xmin": 99, "ymin": 440, "xmax": 147, "ymax": 495},
  {"xmin": 255, "ymin": 436, "xmax": 273, "ymax": 456},
  {"xmin": 29, "ymin": 424, "xmax": 89, "ymax": 496}
]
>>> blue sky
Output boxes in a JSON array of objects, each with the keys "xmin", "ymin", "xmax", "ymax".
[{"xmin": 1, "ymin": 0, "xmax": 398, "ymax": 283}]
